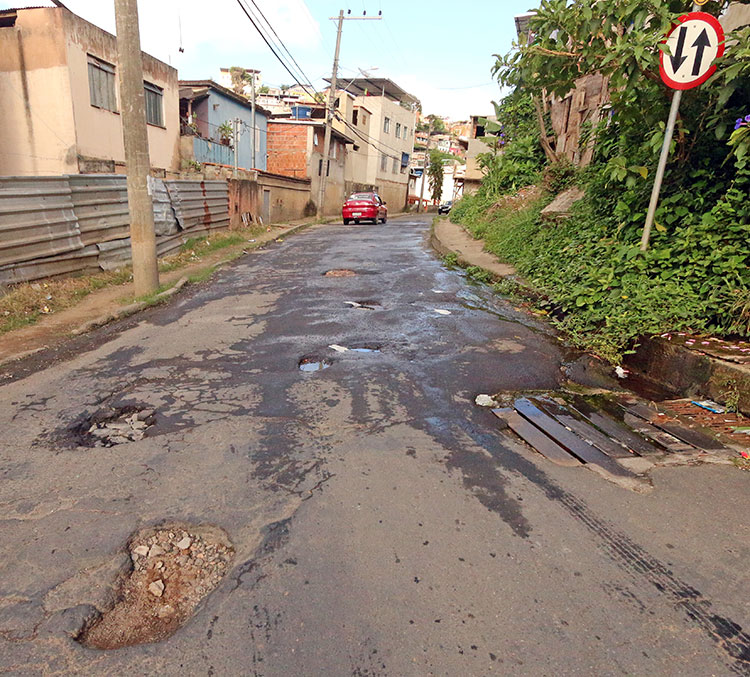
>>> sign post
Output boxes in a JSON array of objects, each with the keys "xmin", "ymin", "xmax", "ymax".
[{"xmin": 640, "ymin": 8, "xmax": 725, "ymax": 251}]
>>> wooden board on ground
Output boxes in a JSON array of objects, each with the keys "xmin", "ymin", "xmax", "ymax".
[
  {"xmin": 492, "ymin": 408, "xmax": 582, "ymax": 467},
  {"xmin": 622, "ymin": 413, "xmax": 695, "ymax": 453},
  {"xmin": 622, "ymin": 403, "xmax": 726, "ymax": 452},
  {"xmin": 531, "ymin": 396, "xmax": 634, "ymax": 459},
  {"xmin": 567, "ymin": 396, "xmax": 662, "ymax": 456},
  {"xmin": 514, "ymin": 399, "xmax": 636, "ymax": 478}
]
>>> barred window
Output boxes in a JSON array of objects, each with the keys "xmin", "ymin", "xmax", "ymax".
[
  {"xmin": 88, "ymin": 55, "xmax": 117, "ymax": 112},
  {"xmin": 380, "ymin": 153, "xmax": 388, "ymax": 171},
  {"xmin": 144, "ymin": 81, "xmax": 163, "ymax": 127},
  {"xmin": 392, "ymin": 157, "xmax": 398, "ymax": 174}
]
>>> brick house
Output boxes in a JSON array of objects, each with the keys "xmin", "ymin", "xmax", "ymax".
[{"xmin": 266, "ymin": 119, "xmax": 353, "ymax": 215}]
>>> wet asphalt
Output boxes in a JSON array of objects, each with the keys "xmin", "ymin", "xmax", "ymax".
[{"xmin": 0, "ymin": 214, "xmax": 748, "ymax": 676}]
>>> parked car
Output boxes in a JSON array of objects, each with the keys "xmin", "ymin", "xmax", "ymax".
[
  {"xmin": 342, "ymin": 192, "xmax": 387, "ymax": 224},
  {"xmin": 438, "ymin": 200, "xmax": 453, "ymax": 215}
]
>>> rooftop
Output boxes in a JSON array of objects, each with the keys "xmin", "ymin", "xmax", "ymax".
[
  {"xmin": 179, "ymin": 80, "xmax": 271, "ymax": 116},
  {"xmin": 325, "ymin": 77, "xmax": 419, "ymax": 105}
]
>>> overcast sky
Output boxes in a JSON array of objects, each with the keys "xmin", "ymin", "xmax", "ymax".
[{"xmin": 1, "ymin": 0, "xmax": 536, "ymax": 119}]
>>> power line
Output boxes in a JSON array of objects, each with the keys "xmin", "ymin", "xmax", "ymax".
[{"xmin": 234, "ymin": 0, "xmax": 318, "ymax": 100}]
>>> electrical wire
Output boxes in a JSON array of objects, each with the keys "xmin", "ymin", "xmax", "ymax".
[{"xmin": 234, "ymin": 0, "xmax": 318, "ymax": 99}]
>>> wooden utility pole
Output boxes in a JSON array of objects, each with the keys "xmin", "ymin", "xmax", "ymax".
[
  {"xmin": 317, "ymin": 10, "xmax": 383, "ymax": 218},
  {"xmin": 114, "ymin": 0, "xmax": 159, "ymax": 296}
]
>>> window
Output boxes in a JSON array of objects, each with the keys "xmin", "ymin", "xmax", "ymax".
[
  {"xmin": 392, "ymin": 157, "xmax": 398, "ymax": 174},
  {"xmin": 332, "ymin": 141, "xmax": 337, "ymax": 160},
  {"xmin": 88, "ymin": 55, "xmax": 117, "ymax": 112},
  {"xmin": 352, "ymin": 109, "xmax": 359, "ymax": 125},
  {"xmin": 380, "ymin": 153, "xmax": 388, "ymax": 171},
  {"xmin": 362, "ymin": 113, "xmax": 367, "ymax": 126},
  {"xmin": 404, "ymin": 126, "xmax": 408, "ymax": 138},
  {"xmin": 395, "ymin": 122, "xmax": 401, "ymax": 138},
  {"xmin": 144, "ymin": 81, "xmax": 163, "ymax": 126},
  {"xmin": 383, "ymin": 117, "xmax": 390, "ymax": 134}
]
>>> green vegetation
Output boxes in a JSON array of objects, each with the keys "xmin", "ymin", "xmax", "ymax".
[
  {"xmin": 428, "ymin": 149, "xmax": 445, "ymax": 203},
  {"xmin": 451, "ymin": 0, "xmax": 750, "ymax": 364}
]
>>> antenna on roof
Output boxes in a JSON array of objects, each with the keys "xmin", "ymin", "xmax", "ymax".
[{"xmin": 178, "ymin": 9, "xmax": 184, "ymax": 53}]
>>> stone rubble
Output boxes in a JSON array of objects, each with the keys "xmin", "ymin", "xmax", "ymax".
[{"xmin": 87, "ymin": 409, "xmax": 155, "ymax": 447}]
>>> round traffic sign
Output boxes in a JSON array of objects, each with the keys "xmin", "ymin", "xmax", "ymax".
[{"xmin": 659, "ymin": 12, "xmax": 725, "ymax": 90}]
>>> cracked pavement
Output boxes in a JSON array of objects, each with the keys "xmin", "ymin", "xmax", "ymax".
[{"xmin": 0, "ymin": 215, "xmax": 748, "ymax": 676}]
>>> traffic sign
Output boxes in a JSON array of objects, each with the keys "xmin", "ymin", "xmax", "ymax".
[{"xmin": 660, "ymin": 12, "xmax": 725, "ymax": 90}]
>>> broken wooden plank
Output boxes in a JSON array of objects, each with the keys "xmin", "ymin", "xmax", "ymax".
[
  {"xmin": 567, "ymin": 396, "xmax": 662, "ymax": 456},
  {"xmin": 531, "ymin": 396, "xmax": 634, "ymax": 459},
  {"xmin": 514, "ymin": 398, "xmax": 636, "ymax": 478},
  {"xmin": 622, "ymin": 413, "xmax": 695, "ymax": 453},
  {"xmin": 491, "ymin": 408, "xmax": 581, "ymax": 467},
  {"xmin": 622, "ymin": 403, "xmax": 726, "ymax": 451}
]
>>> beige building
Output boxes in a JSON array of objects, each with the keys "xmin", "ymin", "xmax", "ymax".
[
  {"xmin": 332, "ymin": 78, "xmax": 418, "ymax": 209},
  {"xmin": 0, "ymin": 6, "xmax": 180, "ymax": 176}
]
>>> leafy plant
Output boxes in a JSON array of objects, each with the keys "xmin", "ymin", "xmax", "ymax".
[{"xmin": 428, "ymin": 149, "xmax": 445, "ymax": 203}]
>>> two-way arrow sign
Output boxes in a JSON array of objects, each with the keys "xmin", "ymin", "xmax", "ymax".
[{"xmin": 660, "ymin": 12, "xmax": 725, "ymax": 90}]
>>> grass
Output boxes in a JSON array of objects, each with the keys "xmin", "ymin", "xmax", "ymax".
[{"xmin": 0, "ymin": 223, "xmax": 269, "ymax": 337}]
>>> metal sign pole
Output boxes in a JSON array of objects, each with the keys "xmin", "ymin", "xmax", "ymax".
[
  {"xmin": 640, "ymin": 0, "xmax": 706, "ymax": 251},
  {"xmin": 640, "ymin": 89, "xmax": 682, "ymax": 251}
]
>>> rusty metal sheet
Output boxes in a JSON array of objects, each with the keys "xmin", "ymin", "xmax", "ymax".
[
  {"xmin": 68, "ymin": 174, "xmax": 130, "ymax": 246},
  {"xmin": 150, "ymin": 178, "xmax": 179, "ymax": 236},
  {"xmin": 0, "ymin": 176, "xmax": 84, "ymax": 268},
  {"xmin": 0, "ymin": 246, "xmax": 99, "ymax": 285},
  {"xmin": 164, "ymin": 180, "xmax": 230, "ymax": 232},
  {"xmin": 492, "ymin": 407, "xmax": 581, "ymax": 467}
]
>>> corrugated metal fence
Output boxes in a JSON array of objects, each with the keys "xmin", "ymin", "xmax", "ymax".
[{"xmin": 0, "ymin": 175, "xmax": 229, "ymax": 285}]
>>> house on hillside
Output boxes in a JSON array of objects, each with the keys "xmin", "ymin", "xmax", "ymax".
[
  {"xmin": 179, "ymin": 80, "xmax": 270, "ymax": 171},
  {"xmin": 266, "ymin": 117, "xmax": 354, "ymax": 215},
  {"xmin": 0, "ymin": 5, "xmax": 180, "ymax": 176},
  {"xmin": 329, "ymin": 78, "xmax": 419, "ymax": 210}
]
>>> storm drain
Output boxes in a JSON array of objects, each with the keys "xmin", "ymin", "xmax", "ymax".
[
  {"xmin": 299, "ymin": 356, "xmax": 332, "ymax": 372},
  {"xmin": 74, "ymin": 406, "xmax": 155, "ymax": 447},
  {"xmin": 77, "ymin": 525, "xmax": 234, "ymax": 649}
]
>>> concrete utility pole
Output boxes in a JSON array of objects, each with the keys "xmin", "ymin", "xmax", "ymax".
[
  {"xmin": 317, "ymin": 10, "xmax": 383, "ymax": 219},
  {"xmin": 114, "ymin": 0, "xmax": 159, "ymax": 296},
  {"xmin": 251, "ymin": 75, "xmax": 257, "ymax": 169},
  {"xmin": 317, "ymin": 10, "xmax": 344, "ymax": 219},
  {"xmin": 233, "ymin": 118, "xmax": 239, "ymax": 177},
  {"xmin": 418, "ymin": 121, "xmax": 433, "ymax": 212}
]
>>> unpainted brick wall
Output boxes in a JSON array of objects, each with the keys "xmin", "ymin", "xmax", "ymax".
[{"xmin": 267, "ymin": 124, "xmax": 308, "ymax": 179}]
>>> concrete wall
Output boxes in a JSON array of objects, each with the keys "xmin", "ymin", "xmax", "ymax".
[
  {"xmin": 0, "ymin": 6, "xmax": 180, "ymax": 176},
  {"xmin": 0, "ymin": 8, "xmax": 78, "ymax": 175},
  {"xmin": 198, "ymin": 89, "xmax": 267, "ymax": 171},
  {"xmin": 228, "ymin": 172, "xmax": 312, "ymax": 227},
  {"xmin": 722, "ymin": 2, "xmax": 750, "ymax": 30}
]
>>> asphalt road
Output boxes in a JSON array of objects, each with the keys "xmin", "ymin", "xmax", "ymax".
[{"xmin": 1, "ymin": 214, "xmax": 748, "ymax": 676}]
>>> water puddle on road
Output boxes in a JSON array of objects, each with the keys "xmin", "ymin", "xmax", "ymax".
[{"xmin": 299, "ymin": 357, "xmax": 332, "ymax": 372}]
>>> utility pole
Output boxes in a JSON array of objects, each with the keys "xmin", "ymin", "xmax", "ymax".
[
  {"xmin": 233, "ymin": 118, "xmax": 239, "ymax": 177},
  {"xmin": 418, "ymin": 120, "xmax": 432, "ymax": 212},
  {"xmin": 251, "ymin": 76, "xmax": 257, "ymax": 169},
  {"xmin": 114, "ymin": 0, "xmax": 159, "ymax": 296},
  {"xmin": 317, "ymin": 10, "xmax": 382, "ymax": 219},
  {"xmin": 317, "ymin": 10, "xmax": 344, "ymax": 219}
]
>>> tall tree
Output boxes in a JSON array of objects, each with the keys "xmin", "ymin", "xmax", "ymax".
[{"xmin": 428, "ymin": 150, "xmax": 444, "ymax": 203}]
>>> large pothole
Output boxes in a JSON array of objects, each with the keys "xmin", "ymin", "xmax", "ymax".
[
  {"xmin": 299, "ymin": 355, "xmax": 332, "ymax": 372},
  {"xmin": 72, "ymin": 406, "xmax": 156, "ymax": 447},
  {"xmin": 77, "ymin": 525, "xmax": 234, "ymax": 650},
  {"xmin": 324, "ymin": 269, "xmax": 356, "ymax": 277}
]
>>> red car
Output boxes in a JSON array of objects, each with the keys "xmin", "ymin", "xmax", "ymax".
[{"xmin": 342, "ymin": 192, "xmax": 387, "ymax": 225}]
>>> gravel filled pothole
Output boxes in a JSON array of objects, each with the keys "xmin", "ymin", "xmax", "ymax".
[
  {"xmin": 77, "ymin": 525, "xmax": 234, "ymax": 649},
  {"xmin": 71, "ymin": 406, "xmax": 156, "ymax": 447},
  {"xmin": 324, "ymin": 269, "xmax": 356, "ymax": 277}
]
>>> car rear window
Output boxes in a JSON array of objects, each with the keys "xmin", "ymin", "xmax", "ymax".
[{"xmin": 350, "ymin": 193, "xmax": 374, "ymax": 200}]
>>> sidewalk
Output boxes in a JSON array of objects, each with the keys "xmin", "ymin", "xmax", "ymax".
[
  {"xmin": 0, "ymin": 219, "xmax": 319, "ymax": 367},
  {"xmin": 431, "ymin": 216, "xmax": 750, "ymax": 417}
]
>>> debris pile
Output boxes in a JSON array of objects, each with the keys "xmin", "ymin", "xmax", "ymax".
[
  {"xmin": 86, "ymin": 409, "xmax": 155, "ymax": 446},
  {"xmin": 78, "ymin": 526, "xmax": 234, "ymax": 649}
]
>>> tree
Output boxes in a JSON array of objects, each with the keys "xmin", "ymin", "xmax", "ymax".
[
  {"xmin": 428, "ymin": 149, "xmax": 444, "ymax": 203},
  {"xmin": 258, "ymin": 85, "xmax": 270, "ymax": 94},
  {"xmin": 426, "ymin": 114, "xmax": 447, "ymax": 134}
]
